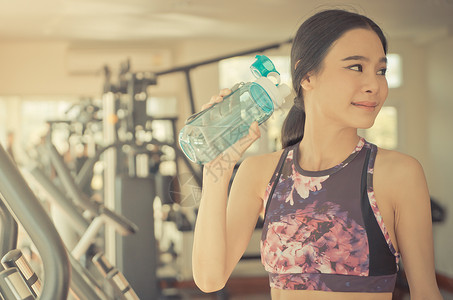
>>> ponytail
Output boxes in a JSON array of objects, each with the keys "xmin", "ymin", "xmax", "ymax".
[{"xmin": 281, "ymin": 103, "xmax": 305, "ymax": 148}]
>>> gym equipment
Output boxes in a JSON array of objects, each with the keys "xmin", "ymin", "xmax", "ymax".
[
  {"xmin": 0, "ymin": 268, "xmax": 35, "ymax": 300},
  {"xmin": 0, "ymin": 144, "xmax": 70, "ymax": 300},
  {"xmin": 0, "ymin": 200, "xmax": 17, "ymax": 260},
  {"xmin": 23, "ymin": 139, "xmax": 140, "ymax": 299},
  {"xmin": 0, "ymin": 39, "xmax": 292, "ymax": 299},
  {"xmin": 1, "ymin": 250, "xmax": 41, "ymax": 297},
  {"xmin": 93, "ymin": 252, "xmax": 139, "ymax": 300},
  {"xmin": 1, "ymin": 151, "xmax": 108, "ymax": 300}
]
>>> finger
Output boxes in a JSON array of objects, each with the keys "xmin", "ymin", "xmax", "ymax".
[
  {"xmin": 200, "ymin": 104, "xmax": 209, "ymax": 110},
  {"xmin": 248, "ymin": 121, "xmax": 261, "ymax": 140},
  {"xmin": 209, "ymin": 94, "xmax": 218, "ymax": 102},
  {"xmin": 201, "ymin": 95, "xmax": 222, "ymax": 110},
  {"xmin": 213, "ymin": 95, "xmax": 223, "ymax": 103},
  {"xmin": 219, "ymin": 88, "xmax": 232, "ymax": 97}
]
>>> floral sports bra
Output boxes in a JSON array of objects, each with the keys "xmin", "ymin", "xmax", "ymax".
[{"xmin": 260, "ymin": 138, "xmax": 400, "ymax": 292}]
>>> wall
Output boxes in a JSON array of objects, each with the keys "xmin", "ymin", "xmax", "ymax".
[
  {"xmin": 0, "ymin": 42, "xmax": 102, "ymax": 96},
  {"xmin": 386, "ymin": 36, "xmax": 453, "ymax": 278},
  {"xmin": 426, "ymin": 36, "xmax": 453, "ymax": 277},
  {"xmin": 387, "ymin": 36, "xmax": 453, "ymax": 278},
  {"xmin": 386, "ymin": 39, "xmax": 429, "ymax": 165}
]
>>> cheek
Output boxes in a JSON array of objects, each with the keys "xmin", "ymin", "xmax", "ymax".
[
  {"xmin": 380, "ymin": 80, "xmax": 389, "ymax": 101},
  {"xmin": 317, "ymin": 72, "xmax": 352, "ymax": 97}
]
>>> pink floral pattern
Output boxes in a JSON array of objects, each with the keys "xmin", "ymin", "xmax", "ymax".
[
  {"xmin": 263, "ymin": 183, "xmax": 273, "ymax": 208},
  {"xmin": 355, "ymin": 138, "xmax": 365, "ymax": 152},
  {"xmin": 261, "ymin": 200, "xmax": 369, "ymax": 278},
  {"xmin": 290, "ymin": 169, "xmax": 329, "ymax": 201}
]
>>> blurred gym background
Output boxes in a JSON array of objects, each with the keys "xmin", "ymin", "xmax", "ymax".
[{"xmin": 0, "ymin": 0, "xmax": 452, "ymax": 299}]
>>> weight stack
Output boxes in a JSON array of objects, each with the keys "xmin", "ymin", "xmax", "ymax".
[{"xmin": 115, "ymin": 176, "xmax": 159, "ymax": 299}]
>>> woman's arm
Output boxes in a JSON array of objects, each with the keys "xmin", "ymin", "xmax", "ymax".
[
  {"xmin": 390, "ymin": 154, "xmax": 442, "ymax": 299},
  {"xmin": 191, "ymin": 104, "xmax": 264, "ymax": 293},
  {"xmin": 192, "ymin": 153, "xmax": 265, "ymax": 292}
]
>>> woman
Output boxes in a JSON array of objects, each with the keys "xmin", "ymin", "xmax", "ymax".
[{"xmin": 192, "ymin": 9, "xmax": 442, "ymax": 299}]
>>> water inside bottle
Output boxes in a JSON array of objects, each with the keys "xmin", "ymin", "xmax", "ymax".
[{"xmin": 179, "ymin": 82, "xmax": 275, "ymax": 164}]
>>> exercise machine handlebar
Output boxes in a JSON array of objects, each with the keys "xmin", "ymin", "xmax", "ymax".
[
  {"xmin": 25, "ymin": 165, "xmax": 90, "ymax": 235},
  {"xmin": 45, "ymin": 141, "xmax": 138, "ymax": 235},
  {"xmin": 1, "ymin": 249, "xmax": 41, "ymax": 297},
  {"xmin": 0, "ymin": 200, "xmax": 18, "ymax": 265},
  {"xmin": 0, "ymin": 145, "xmax": 71, "ymax": 300}
]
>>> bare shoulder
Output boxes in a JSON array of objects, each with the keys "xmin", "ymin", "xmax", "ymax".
[
  {"xmin": 238, "ymin": 149, "xmax": 285, "ymax": 178},
  {"xmin": 374, "ymin": 147, "xmax": 428, "ymax": 203},
  {"xmin": 241, "ymin": 149, "xmax": 284, "ymax": 168},
  {"xmin": 235, "ymin": 149, "xmax": 285, "ymax": 197},
  {"xmin": 375, "ymin": 147, "xmax": 425, "ymax": 179}
]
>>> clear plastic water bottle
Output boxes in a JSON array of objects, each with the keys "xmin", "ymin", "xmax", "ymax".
[{"xmin": 179, "ymin": 55, "xmax": 291, "ymax": 165}]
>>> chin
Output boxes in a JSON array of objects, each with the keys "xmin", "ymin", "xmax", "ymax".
[{"xmin": 356, "ymin": 119, "xmax": 376, "ymax": 129}]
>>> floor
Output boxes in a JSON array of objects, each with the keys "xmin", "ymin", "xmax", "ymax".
[{"xmin": 402, "ymin": 290, "xmax": 453, "ymax": 300}]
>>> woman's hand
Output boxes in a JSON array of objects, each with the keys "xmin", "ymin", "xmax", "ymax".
[
  {"xmin": 200, "ymin": 88, "xmax": 232, "ymax": 110},
  {"xmin": 201, "ymin": 89, "xmax": 261, "ymax": 177}
]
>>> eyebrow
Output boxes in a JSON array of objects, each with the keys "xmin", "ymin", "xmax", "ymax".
[{"xmin": 342, "ymin": 55, "xmax": 387, "ymax": 63}]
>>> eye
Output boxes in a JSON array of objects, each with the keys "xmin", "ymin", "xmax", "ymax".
[
  {"xmin": 346, "ymin": 64, "xmax": 363, "ymax": 72},
  {"xmin": 377, "ymin": 68, "xmax": 387, "ymax": 76}
]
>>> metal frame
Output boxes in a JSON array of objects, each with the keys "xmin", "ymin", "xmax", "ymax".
[{"xmin": 0, "ymin": 144, "xmax": 70, "ymax": 300}]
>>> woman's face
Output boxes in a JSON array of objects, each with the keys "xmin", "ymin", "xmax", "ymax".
[{"xmin": 305, "ymin": 28, "xmax": 388, "ymax": 129}]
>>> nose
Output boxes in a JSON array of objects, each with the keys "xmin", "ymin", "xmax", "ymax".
[{"xmin": 362, "ymin": 73, "xmax": 381, "ymax": 94}]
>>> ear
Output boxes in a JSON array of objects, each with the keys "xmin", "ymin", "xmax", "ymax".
[{"xmin": 300, "ymin": 72, "xmax": 315, "ymax": 91}]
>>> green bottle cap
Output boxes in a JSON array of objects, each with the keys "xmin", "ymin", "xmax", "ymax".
[{"xmin": 250, "ymin": 55, "xmax": 279, "ymax": 79}]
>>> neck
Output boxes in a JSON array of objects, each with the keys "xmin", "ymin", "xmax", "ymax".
[{"xmin": 298, "ymin": 115, "xmax": 360, "ymax": 172}]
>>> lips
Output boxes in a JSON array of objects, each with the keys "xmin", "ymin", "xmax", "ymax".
[
  {"xmin": 351, "ymin": 101, "xmax": 379, "ymax": 111},
  {"xmin": 351, "ymin": 101, "xmax": 378, "ymax": 108}
]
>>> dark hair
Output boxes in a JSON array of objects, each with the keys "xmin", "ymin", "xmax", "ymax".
[{"xmin": 281, "ymin": 9, "xmax": 387, "ymax": 148}]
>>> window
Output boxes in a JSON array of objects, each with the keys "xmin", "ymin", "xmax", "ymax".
[
  {"xmin": 358, "ymin": 106, "xmax": 398, "ymax": 149},
  {"xmin": 147, "ymin": 96, "xmax": 178, "ymax": 118},
  {"xmin": 0, "ymin": 98, "xmax": 9, "ymax": 145},
  {"xmin": 21, "ymin": 97, "xmax": 76, "ymax": 153},
  {"xmin": 0, "ymin": 96, "xmax": 78, "ymax": 164},
  {"xmin": 386, "ymin": 54, "xmax": 402, "ymax": 88}
]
